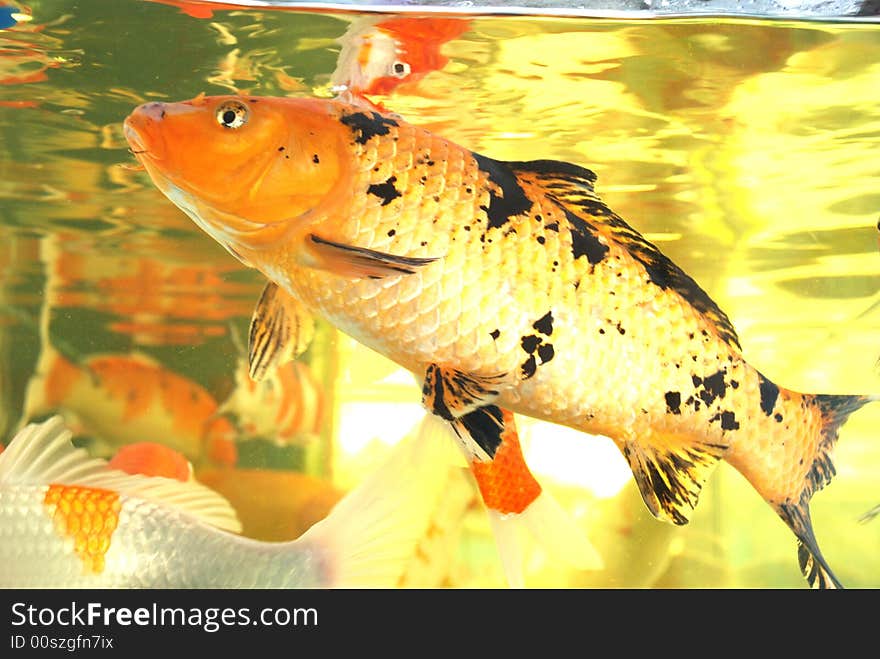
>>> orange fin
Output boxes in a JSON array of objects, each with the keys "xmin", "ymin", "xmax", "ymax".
[
  {"xmin": 307, "ymin": 233, "xmax": 437, "ymax": 279},
  {"xmin": 621, "ymin": 431, "xmax": 728, "ymax": 526},
  {"xmin": 248, "ymin": 281, "xmax": 315, "ymax": 381},
  {"xmin": 451, "ymin": 406, "xmax": 603, "ymax": 587},
  {"xmin": 421, "ymin": 363, "xmax": 507, "ymax": 428},
  {"xmin": 510, "ymin": 159, "xmax": 741, "ymax": 351}
]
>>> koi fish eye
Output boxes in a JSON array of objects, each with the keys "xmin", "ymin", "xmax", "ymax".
[
  {"xmin": 216, "ymin": 100, "xmax": 248, "ymax": 129},
  {"xmin": 390, "ymin": 61, "xmax": 411, "ymax": 79}
]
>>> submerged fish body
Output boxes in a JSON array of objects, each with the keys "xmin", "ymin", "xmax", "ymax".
[
  {"xmin": 21, "ymin": 349, "xmax": 237, "ymax": 466},
  {"xmin": 0, "ymin": 415, "xmax": 456, "ymax": 588},
  {"xmin": 124, "ymin": 94, "xmax": 875, "ymax": 588}
]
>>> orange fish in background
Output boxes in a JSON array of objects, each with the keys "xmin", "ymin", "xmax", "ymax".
[
  {"xmin": 22, "ymin": 348, "xmax": 237, "ymax": 466},
  {"xmin": 48, "ymin": 232, "xmax": 259, "ymax": 347},
  {"xmin": 330, "ymin": 16, "xmax": 471, "ymax": 109},
  {"xmin": 109, "ymin": 441, "xmax": 193, "ymax": 482},
  {"xmin": 220, "ymin": 356, "xmax": 325, "ymax": 445},
  {"xmin": 125, "ymin": 93, "xmax": 879, "ymax": 588}
]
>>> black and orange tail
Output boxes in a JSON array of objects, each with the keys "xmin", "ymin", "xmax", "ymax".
[{"xmin": 776, "ymin": 393, "xmax": 874, "ymax": 589}]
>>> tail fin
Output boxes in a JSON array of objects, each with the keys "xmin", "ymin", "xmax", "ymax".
[
  {"xmin": 775, "ymin": 393, "xmax": 874, "ymax": 589},
  {"xmin": 296, "ymin": 413, "xmax": 458, "ymax": 587}
]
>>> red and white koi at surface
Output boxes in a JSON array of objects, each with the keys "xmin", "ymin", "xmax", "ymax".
[{"xmin": 123, "ymin": 93, "xmax": 878, "ymax": 588}]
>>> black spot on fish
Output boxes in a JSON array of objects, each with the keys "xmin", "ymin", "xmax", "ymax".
[
  {"xmin": 490, "ymin": 329, "xmax": 500, "ymax": 340},
  {"xmin": 473, "ymin": 153, "xmax": 532, "ymax": 230},
  {"xmin": 340, "ymin": 111, "xmax": 398, "ymax": 145},
  {"xmin": 545, "ymin": 221, "xmax": 559, "ymax": 232},
  {"xmin": 387, "ymin": 229, "xmax": 396, "ymax": 237},
  {"xmin": 719, "ymin": 410, "xmax": 739, "ymax": 431},
  {"xmin": 616, "ymin": 322, "xmax": 625, "ymax": 335},
  {"xmin": 536, "ymin": 236, "xmax": 546, "ymax": 245},
  {"xmin": 563, "ymin": 209, "xmax": 609, "ymax": 265},
  {"xmin": 758, "ymin": 372, "xmax": 779, "ymax": 417},
  {"xmin": 537, "ymin": 343, "xmax": 554, "ymax": 364},
  {"xmin": 312, "ymin": 154, "xmax": 320, "ymax": 164},
  {"xmin": 367, "ymin": 176, "xmax": 402, "ymax": 206},
  {"xmin": 521, "ymin": 335, "xmax": 541, "ymax": 354},
  {"xmin": 775, "ymin": 413, "xmax": 783, "ymax": 422},
  {"xmin": 277, "ymin": 146, "xmax": 285, "ymax": 152},
  {"xmin": 521, "ymin": 355, "xmax": 537, "ymax": 379},
  {"xmin": 665, "ymin": 391, "xmax": 682, "ymax": 415},
  {"xmin": 697, "ymin": 369, "xmax": 727, "ymax": 406},
  {"xmin": 532, "ymin": 311, "xmax": 553, "ymax": 336}
]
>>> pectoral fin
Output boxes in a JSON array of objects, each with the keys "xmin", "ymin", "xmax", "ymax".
[
  {"xmin": 248, "ymin": 281, "xmax": 315, "ymax": 382},
  {"xmin": 307, "ymin": 233, "xmax": 438, "ymax": 279}
]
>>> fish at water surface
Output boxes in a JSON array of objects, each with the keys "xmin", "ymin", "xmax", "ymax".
[{"xmin": 124, "ymin": 94, "xmax": 877, "ymax": 588}]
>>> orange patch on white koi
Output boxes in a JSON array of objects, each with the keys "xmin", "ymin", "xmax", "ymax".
[{"xmin": 43, "ymin": 484, "xmax": 121, "ymax": 574}]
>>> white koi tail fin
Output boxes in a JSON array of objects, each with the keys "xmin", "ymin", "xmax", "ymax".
[
  {"xmin": 488, "ymin": 490, "xmax": 604, "ymax": 589},
  {"xmin": 297, "ymin": 413, "xmax": 458, "ymax": 588},
  {"xmin": 0, "ymin": 416, "xmax": 242, "ymax": 534}
]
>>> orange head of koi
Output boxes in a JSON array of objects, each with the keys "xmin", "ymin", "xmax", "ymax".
[{"xmin": 123, "ymin": 94, "xmax": 353, "ymax": 267}]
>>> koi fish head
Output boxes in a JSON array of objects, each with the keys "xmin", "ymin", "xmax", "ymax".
[{"xmin": 123, "ymin": 94, "xmax": 352, "ymax": 265}]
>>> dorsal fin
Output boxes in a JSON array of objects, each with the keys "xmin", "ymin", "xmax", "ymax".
[
  {"xmin": 509, "ymin": 159, "xmax": 741, "ymax": 351},
  {"xmin": 0, "ymin": 416, "xmax": 241, "ymax": 533}
]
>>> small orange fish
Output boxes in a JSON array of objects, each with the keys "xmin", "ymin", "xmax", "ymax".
[
  {"xmin": 124, "ymin": 94, "xmax": 877, "ymax": 588},
  {"xmin": 331, "ymin": 16, "xmax": 470, "ymax": 105}
]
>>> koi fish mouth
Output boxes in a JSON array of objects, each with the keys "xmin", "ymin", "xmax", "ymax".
[{"xmin": 123, "ymin": 122, "xmax": 148, "ymax": 156}]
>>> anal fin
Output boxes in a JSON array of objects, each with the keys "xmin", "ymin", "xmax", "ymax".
[
  {"xmin": 248, "ymin": 281, "xmax": 315, "ymax": 381},
  {"xmin": 621, "ymin": 432, "xmax": 728, "ymax": 526}
]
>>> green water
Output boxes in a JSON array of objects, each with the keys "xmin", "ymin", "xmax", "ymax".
[{"xmin": 1, "ymin": 0, "xmax": 878, "ymax": 588}]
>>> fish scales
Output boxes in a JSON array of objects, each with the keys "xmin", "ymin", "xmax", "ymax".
[
  {"xmin": 124, "ymin": 95, "xmax": 875, "ymax": 588},
  {"xmin": 0, "ymin": 485, "xmax": 328, "ymax": 587},
  {"xmin": 1, "ymin": 415, "xmax": 459, "ymax": 587}
]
